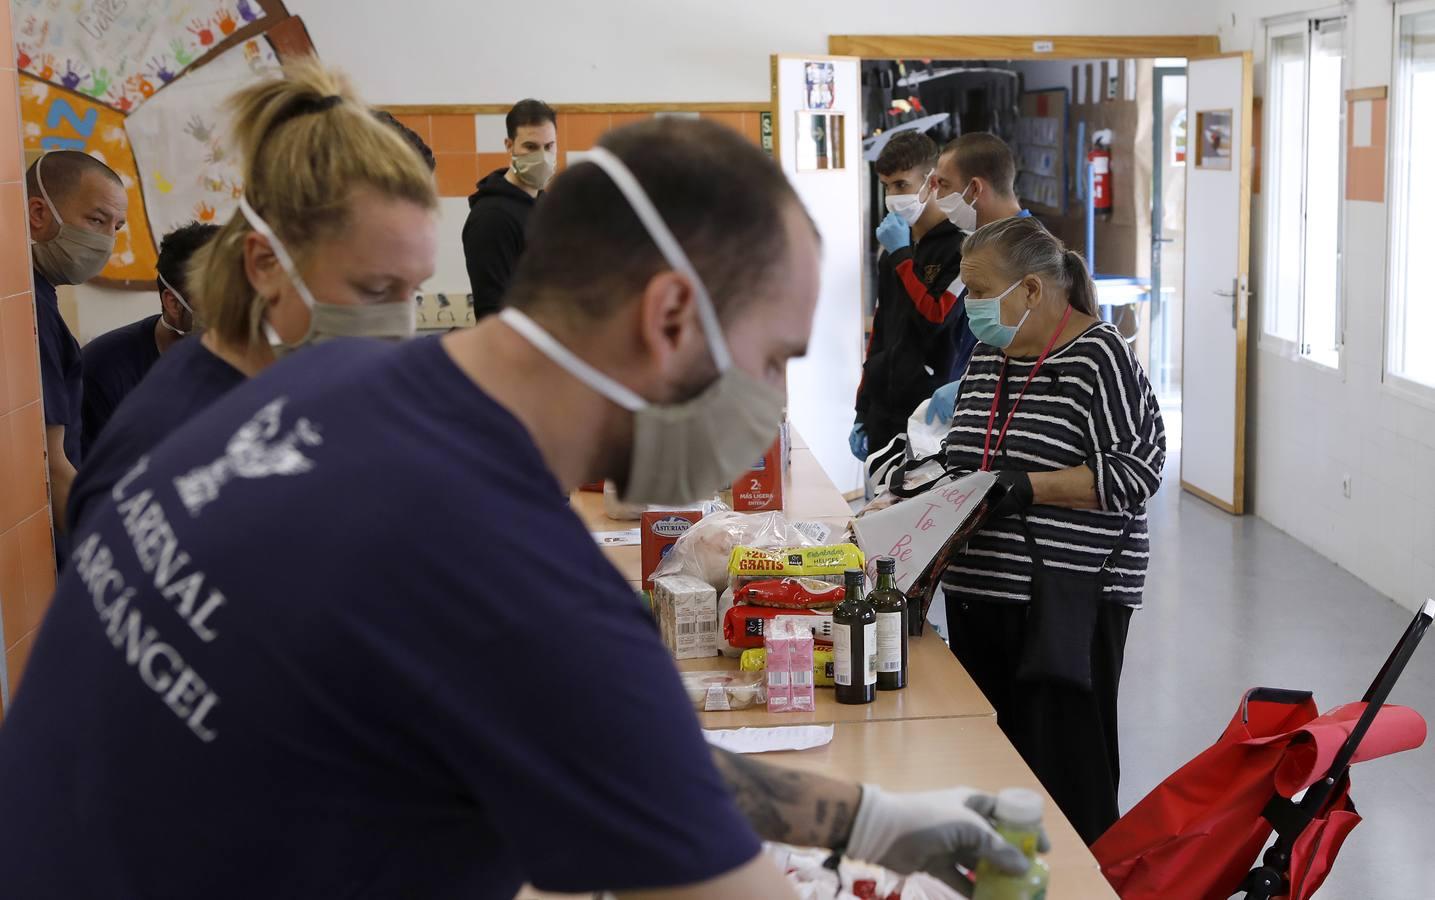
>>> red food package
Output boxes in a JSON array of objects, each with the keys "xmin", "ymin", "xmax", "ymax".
[
  {"xmin": 737, "ymin": 577, "xmax": 845, "ymax": 610},
  {"xmin": 641, "ymin": 509, "xmax": 704, "ymax": 591},
  {"xmin": 731, "ymin": 437, "xmax": 784, "ymax": 512},
  {"xmin": 723, "ymin": 605, "xmax": 834, "ymax": 650}
]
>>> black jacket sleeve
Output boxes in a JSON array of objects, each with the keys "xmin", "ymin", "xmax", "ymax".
[{"xmin": 462, "ymin": 205, "xmax": 524, "ymax": 320}]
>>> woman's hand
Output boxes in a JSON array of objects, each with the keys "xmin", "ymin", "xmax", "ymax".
[{"xmin": 1027, "ymin": 465, "xmax": 1100, "ymax": 510}]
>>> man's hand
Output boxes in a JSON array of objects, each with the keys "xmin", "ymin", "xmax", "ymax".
[
  {"xmin": 847, "ymin": 785, "xmax": 1037, "ymax": 894},
  {"xmin": 925, "ymin": 380, "xmax": 962, "ymax": 425},
  {"xmin": 876, "ymin": 212, "xmax": 912, "ymax": 254}
]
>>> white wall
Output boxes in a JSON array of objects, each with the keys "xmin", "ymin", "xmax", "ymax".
[{"xmin": 1216, "ymin": 0, "xmax": 1435, "ymax": 613}]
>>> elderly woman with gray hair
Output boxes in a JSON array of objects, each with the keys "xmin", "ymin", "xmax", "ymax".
[{"xmin": 938, "ymin": 215, "xmax": 1167, "ymax": 845}]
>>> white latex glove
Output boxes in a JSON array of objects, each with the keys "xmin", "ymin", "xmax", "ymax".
[{"xmin": 846, "ymin": 785, "xmax": 1039, "ymax": 894}]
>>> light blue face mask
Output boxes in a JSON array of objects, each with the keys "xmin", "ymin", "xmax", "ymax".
[{"xmin": 964, "ymin": 280, "xmax": 1030, "ymax": 349}]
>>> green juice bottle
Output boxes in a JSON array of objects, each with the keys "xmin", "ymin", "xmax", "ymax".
[{"xmin": 972, "ymin": 788, "xmax": 1051, "ymax": 900}]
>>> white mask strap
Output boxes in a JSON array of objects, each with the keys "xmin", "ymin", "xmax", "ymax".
[
  {"xmin": 499, "ymin": 308, "xmax": 647, "ymax": 412},
  {"xmin": 972, "ymin": 280, "xmax": 1023, "ymax": 303},
  {"xmin": 238, "ymin": 196, "xmax": 317, "ymax": 311},
  {"xmin": 158, "ymin": 272, "xmax": 193, "ymax": 315},
  {"xmin": 580, "ymin": 147, "xmax": 732, "ymax": 372},
  {"xmin": 34, "ymin": 152, "xmax": 65, "ymax": 227}
]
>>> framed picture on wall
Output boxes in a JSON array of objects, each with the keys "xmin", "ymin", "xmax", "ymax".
[
  {"xmin": 804, "ymin": 61, "xmax": 836, "ymax": 109},
  {"xmin": 795, "ymin": 112, "xmax": 846, "ymax": 171},
  {"xmin": 1196, "ymin": 109, "xmax": 1233, "ymax": 169}
]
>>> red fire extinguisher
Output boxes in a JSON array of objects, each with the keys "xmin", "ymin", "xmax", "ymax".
[{"xmin": 1088, "ymin": 137, "xmax": 1113, "ymax": 215}]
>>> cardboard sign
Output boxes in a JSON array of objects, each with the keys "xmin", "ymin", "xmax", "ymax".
[{"xmin": 851, "ymin": 471, "xmax": 997, "ymax": 603}]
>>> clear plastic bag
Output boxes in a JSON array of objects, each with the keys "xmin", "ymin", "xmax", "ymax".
[
  {"xmin": 679, "ymin": 670, "xmax": 766, "ymax": 711},
  {"xmin": 651, "ymin": 511, "xmax": 817, "ymax": 592}
]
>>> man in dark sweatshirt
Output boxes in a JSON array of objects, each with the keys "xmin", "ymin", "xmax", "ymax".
[{"xmin": 462, "ymin": 99, "xmax": 557, "ymax": 320}]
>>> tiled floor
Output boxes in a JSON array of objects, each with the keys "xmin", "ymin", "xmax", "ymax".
[{"xmin": 1122, "ymin": 453, "xmax": 1435, "ymax": 898}]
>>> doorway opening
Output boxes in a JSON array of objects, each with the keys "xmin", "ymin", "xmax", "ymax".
[{"xmin": 858, "ymin": 56, "xmax": 1188, "ymax": 448}]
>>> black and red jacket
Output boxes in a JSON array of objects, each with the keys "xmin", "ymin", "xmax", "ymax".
[{"xmin": 855, "ymin": 220, "xmax": 975, "ymax": 453}]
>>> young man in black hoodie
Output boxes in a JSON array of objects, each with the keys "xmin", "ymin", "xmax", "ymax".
[
  {"xmin": 461, "ymin": 99, "xmax": 557, "ymax": 320},
  {"xmin": 851, "ymin": 131, "xmax": 970, "ymax": 461}
]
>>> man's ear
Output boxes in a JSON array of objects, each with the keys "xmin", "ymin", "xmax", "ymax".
[
  {"xmin": 27, "ymin": 194, "xmax": 52, "ymax": 236},
  {"xmin": 503, "ymin": 137, "xmax": 514, "ymax": 156},
  {"xmin": 636, "ymin": 269, "xmax": 700, "ymax": 371}
]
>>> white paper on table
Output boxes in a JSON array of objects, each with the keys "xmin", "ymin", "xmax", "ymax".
[
  {"xmin": 593, "ymin": 529, "xmax": 640, "ymax": 547},
  {"xmin": 703, "ymin": 724, "xmax": 835, "ymax": 754},
  {"xmin": 1352, "ymin": 100, "xmax": 1373, "ymax": 148}
]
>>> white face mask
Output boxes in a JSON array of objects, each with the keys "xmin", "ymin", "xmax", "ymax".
[
  {"xmin": 935, "ymin": 181, "xmax": 978, "ymax": 232},
  {"xmin": 883, "ymin": 170, "xmax": 933, "ymax": 226},
  {"xmin": 158, "ymin": 272, "xmax": 193, "ymax": 336},
  {"xmin": 30, "ymin": 153, "xmax": 117, "ymax": 285},
  {"xmin": 512, "ymin": 148, "xmax": 557, "ymax": 190},
  {"xmin": 238, "ymin": 197, "xmax": 417, "ymax": 354},
  {"xmin": 499, "ymin": 147, "xmax": 786, "ymax": 507}
]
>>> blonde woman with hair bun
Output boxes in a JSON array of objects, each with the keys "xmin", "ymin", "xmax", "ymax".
[{"xmin": 66, "ymin": 57, "xmax": 439, "ymax": 532}]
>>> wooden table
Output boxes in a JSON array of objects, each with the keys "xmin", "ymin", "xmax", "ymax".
[
  {"xmin": 677, "ymin": 633, "xmax": 994, "ymax": 724},
  {"xmin": 541, "ymin": 429, "xmax": 1117, "ymax": 899},
  {"xmin": 763, "ymin": 718, "xmax": 1118, "ymax": 899}
]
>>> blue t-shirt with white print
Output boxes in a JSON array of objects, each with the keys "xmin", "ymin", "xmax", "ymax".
[{"xmin": 0, "ymin": 336, "xmax": 759, "ymax": 898}]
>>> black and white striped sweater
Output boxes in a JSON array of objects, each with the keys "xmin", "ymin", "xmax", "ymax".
[{"xmin": 941, "ymin": 322, "xmax": 1166, "ymax": 606}]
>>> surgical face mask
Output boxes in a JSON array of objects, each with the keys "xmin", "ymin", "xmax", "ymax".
[
  {"xmin": 512, "ymin": 148, "xmax": 557, "ymax": 190},
  {"xmin": 30, "ymin": 154, "xmax": 116, "ymax": 285},
  {"xmin": 935, "ymin": 181, "xmax": 978, "ymax": 232},
  {"xmin": 158, "ymin": 272, "xmax": 193, "ymax": 336},
  {"xmin": 238, "ymin": 197, "xmax": 416, "ymax": 354},
  {"xmin": 498, "ymin": 147, "xmax": 786, "ymax": 507},
  {"xmin": 883, "ymin": 171, "xmax": 933, "ymax": 226},
  {"xmin": 965, "ymin": 280, "xmax": 1030, "ymax": 349}
]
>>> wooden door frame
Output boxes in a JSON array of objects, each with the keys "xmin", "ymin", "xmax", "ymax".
[{"xmin": 827, "ymin": 34, "xmax": 1220, "ymax": 60}]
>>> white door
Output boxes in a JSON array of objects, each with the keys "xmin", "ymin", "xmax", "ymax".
[
  {"xmin": 772, "ymin": 54, "xmax": 865, "ymax": 496},
  {"xmin": 1181, "ymin": 53, "xmax": 1253, "ymax": 514}
]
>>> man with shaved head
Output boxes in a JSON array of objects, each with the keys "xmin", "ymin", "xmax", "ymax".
[{"xmin": 25, "ymin": 150, "xmax": 128, "ymax": 537}]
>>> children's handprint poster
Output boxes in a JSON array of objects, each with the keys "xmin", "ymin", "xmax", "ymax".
[
  {"xmin": 124, "ymin": 36, "xmax": 280, "ymax": 236},
  {"xmin": 11, "ymin": 2, "xmax": 313, "ymax": 286},
  {"xmin": 10, "ymin": 0, "xmax": 274, "ymax": 113}
]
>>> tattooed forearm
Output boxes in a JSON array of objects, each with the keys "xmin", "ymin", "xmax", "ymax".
[{"xmin": 711, "ymin": 748, "xmax": 860, "ymax": 848}]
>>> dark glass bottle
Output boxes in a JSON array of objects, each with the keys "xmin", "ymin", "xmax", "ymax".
[
  {"xmin": 834, "ymin": 568, "xmax": 877, "ymax": 705},
  {"xmin": 870, "ymin": 557, "xmax": 908, "ymax": 691}
]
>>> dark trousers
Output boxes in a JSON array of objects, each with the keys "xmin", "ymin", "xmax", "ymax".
[{"xmin": 946, "ymin": 597, "xmax": 1133, "ymax": 845}]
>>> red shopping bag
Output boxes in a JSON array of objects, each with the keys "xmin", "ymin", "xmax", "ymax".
[{"xmin": 1092, "ymin": 688, "xmax": 1426, "ymax": 900}]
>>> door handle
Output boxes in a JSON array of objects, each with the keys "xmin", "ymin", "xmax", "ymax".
[
  {"xmin": 1212, "ymin": 289, "xmax": 1236, "ymax": 296},
  {"xmin": 1214, "ymin": 278, "xmax": 1243, "ymax": 328}
]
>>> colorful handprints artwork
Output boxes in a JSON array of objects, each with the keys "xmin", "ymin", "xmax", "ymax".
[
  {"xmin": 18, "ymin": 76, "xmax": 159, "ymax": 282},
  {"xmin": 124, "ymin": 37, "xmax": 280, "ymax": 237},
  {"xmin": 11, "ymin": 1, "xmax": 275, "ymax": 113}
]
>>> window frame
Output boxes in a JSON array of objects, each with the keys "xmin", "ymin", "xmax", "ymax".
[
  {"xmin": 1259, "ymin": 14, "xmax": 1349, "ymax": 371},
  {"xmin": 1385, "ymin": 0, "xmax": 1435, "ymax": 399}
]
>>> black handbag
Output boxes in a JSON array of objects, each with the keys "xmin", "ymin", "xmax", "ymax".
[{"xmin": 1014, "ymin": 513, "xmax": 1135, "ymax": 691}]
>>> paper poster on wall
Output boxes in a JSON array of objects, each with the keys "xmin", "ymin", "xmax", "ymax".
[
  {"xmin": 126, "ymin": 35, "xmax": 282, "ymax": 237},
  {"xmin": 1172, "ymin": 109, "xmax": 1188, "ymax": 165},
  {"xmin": 10, "ymin": 0, "xmax": 274, "ymax": 113},
  {"xmin": 804, "ymin": 61, "xmax": 835, "ymax": 109},
  {"xmin": 18, "ymin": 76, "xmax": 159, "ymax": 281},
  {"xmin": 795, "ymin": 112, "xmax": 845, "ymax": 171},
  {"xmin": 1196, "ymin": 109, "xmax": 1232, "ymax": 169}
]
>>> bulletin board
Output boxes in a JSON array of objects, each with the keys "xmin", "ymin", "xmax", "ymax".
[
  {"xmin": 1015, "ymin": 89, "xmax": 1068, "ymax": 215},
  {"xmin": 12, "ymin": 1, "xmax": 314, "ymax": 289}
]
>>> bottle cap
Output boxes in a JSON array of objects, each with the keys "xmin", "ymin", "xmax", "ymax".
[
  {"xmin": 844, "ymin": 568, "xmax": 865, "ymax": 586},
  {"xmin": 876, "ymin": 557, "xmax": 896, "ymax": 574},
  {"xmin": 994, "ymin": 788, "xmax": 1044, "ymax": 826}
]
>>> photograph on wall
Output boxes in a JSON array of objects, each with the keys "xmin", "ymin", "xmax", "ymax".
[
  {"xmin": 804, "ymin": 60, "xmax": 835, "ymax": 110},
  {"xmin": 795, "ymin": 112, "xmax": 845, "ymax": 171},
  {"xmin": 1196, "ymin": 109, "xmax": 1232, "ymax": 170}
]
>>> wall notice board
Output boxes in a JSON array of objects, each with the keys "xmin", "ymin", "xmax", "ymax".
[{"xmin": 1015, "ymin": 89, "xmax": 1068, "ymax": 216}]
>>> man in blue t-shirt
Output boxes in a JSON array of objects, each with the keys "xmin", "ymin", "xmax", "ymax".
[
  {"xmin": 24, "ymin": 151, "xmax": 128, "ymax": 537},
  {"xmin": 0, "ymin": 121, "xmax": 1027, "ymax": 898},
  {"xmin": 81, "ymin": 222, "xmax": 218, "ymax": 456}
]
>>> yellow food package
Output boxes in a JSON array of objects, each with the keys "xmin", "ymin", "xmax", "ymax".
[
  {"xmin": 740, "ymin": 646, "xmax": 837, "ymax": 687},
  {"xmin": 727, "ymin": 544, "xmax": 865, "ymax": 579}
]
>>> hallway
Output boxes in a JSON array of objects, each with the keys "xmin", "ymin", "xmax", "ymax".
[{"xmin": 1121, "ymin": 458, "xmax": 1435, "ymax": 897}]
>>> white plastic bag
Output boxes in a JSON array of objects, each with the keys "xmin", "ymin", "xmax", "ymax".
[
  {"xmin": 651, "ymin": 511, "xmax": 815, "ymax": 592},
  {"xmin": 905, "ymin": 398, "xmax": 949, "ymax": 461}
]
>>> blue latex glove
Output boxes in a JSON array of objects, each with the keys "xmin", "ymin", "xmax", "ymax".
[
  {"xmin": 926, "ymin": 380, "xmax": 961, "ymax": 425},
  {"xmin": 875, "ymin": 211, "xmax": 912, "ymax": 254},
  {"xmin": 849, "ymin": 421, "xmax": 869, "ymax": 460}
]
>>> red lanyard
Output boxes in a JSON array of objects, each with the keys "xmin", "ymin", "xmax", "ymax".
[{"xmin": 981, "ymin": 305, "xmax": 1075, "ymax": 471}]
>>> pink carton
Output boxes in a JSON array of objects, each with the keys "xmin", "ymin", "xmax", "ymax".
[{"xmin": 765, "ymin": 618, "xmax": 816, "ymax": 713}]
